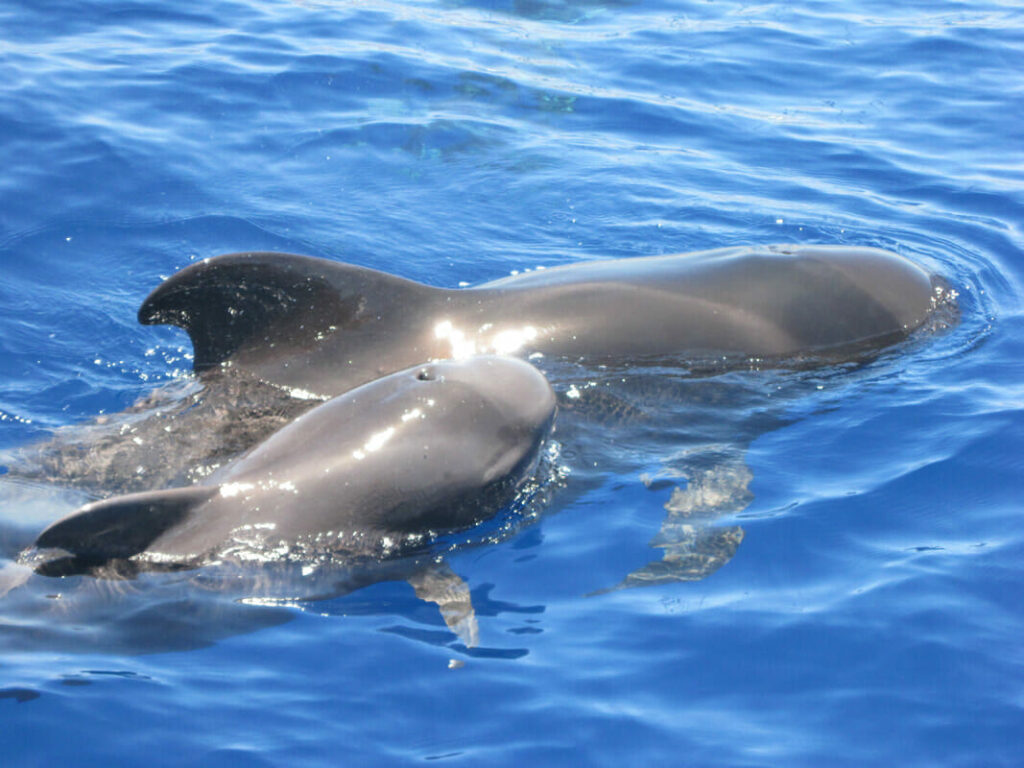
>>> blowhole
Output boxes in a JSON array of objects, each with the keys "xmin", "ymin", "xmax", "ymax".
[{"xmin": 417, "ymin": 368, "xmax": 434, "ymax": 381}]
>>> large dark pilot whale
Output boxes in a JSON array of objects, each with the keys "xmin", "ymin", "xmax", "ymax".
[{"xmin": 140, "ymin": 244, "xmax": 949, "ymax": 399}]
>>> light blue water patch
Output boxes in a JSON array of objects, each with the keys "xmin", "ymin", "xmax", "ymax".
[{"xmin": 2, "ymin": 0, "xmax": 1023, "ymax": 765}]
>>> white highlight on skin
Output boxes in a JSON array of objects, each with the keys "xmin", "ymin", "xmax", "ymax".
[
  {"xmin": 352, "ymin": 426, "xmax": 396, "ymax": 460},
  {"xmin": 236, "ymin": 522, "xmax": 277, "ymax": 531},
  {"xmin": 220, "ymin": 480, "xmax": 298, "ymax": 498},
  {"xmin": 434, "ymin": 319, "xmax": 541, "ymax": 358},
  {"xmin": 221, "ymin": 482, "xmax": 256, "ymax": 498},
  {"xmin": 492, "ymin": 325, "xmax": 538, "ymax": 355},
  {"xmin": 364, "ymin": 427, "xmax": 395, "ymax": 452},
  {"xmin": 350, "ymin": 384, "xmax": 440, "ymax": 462},
  {"xmin": 285, "ymin": 386, "xmax": 328, "ymax": 401},
  {"xmin": 434, "ymin": 319, "xmax": 477, "ymax": 359}
]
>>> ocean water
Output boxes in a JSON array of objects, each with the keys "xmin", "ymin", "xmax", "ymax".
[{"xmin": 1, "ymin": 0, "xmax": 1022, "ymax": 765}]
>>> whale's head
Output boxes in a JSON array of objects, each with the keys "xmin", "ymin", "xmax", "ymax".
[{"xmin": 408, "ymin": 355, "xmax": 558, "ymax": 479}]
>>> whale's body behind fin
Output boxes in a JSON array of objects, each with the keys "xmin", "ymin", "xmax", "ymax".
[
  {"xmin": 137, "ymin": 247, "xmax": 953, "ymax": 398},
  {"xmin": 138, "ymin": 252, "xmax": 446, "ymax": 396}
]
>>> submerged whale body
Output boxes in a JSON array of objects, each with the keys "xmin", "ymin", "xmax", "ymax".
[
  {"xmin": 31, "ymin": 356, "xmax": 556, "ymax": 577},
  {"xmin": 139, "ymin": 244, "xmax": 951, "ymax": 399}
]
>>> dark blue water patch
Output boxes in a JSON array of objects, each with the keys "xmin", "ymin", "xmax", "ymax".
[
  {"xmin": 0, "ymin": 687, "xmax": 40, "ymax": 703},
  {"xmin": 382, "ymin": 625, "xmax": 530, "ymax": 659},
  {"xmin": 449, "ymin": 0, "xmax": 637, "ymax": 23},
  {"xmin": 97, "ymin": 3, "xmax": 220, "ymax": 29},
  {"xmin": 3, "ymin": 0, "xmax": 227, "ymax": 42},
  {"xmin": 288, "ymin": 118, "xmax": 514, "ymax": 163}
]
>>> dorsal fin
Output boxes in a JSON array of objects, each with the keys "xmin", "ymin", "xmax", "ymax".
[
  {"xmin": 138, "ymin": 252, "xmax": 429, "ymax": 373},
  {"xmin": 34, "ymin": 486, "xmax": 215, "ymax": 563}
]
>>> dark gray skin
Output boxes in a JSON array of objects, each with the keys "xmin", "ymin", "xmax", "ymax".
[
  {"xmin": 31, "ymin": 356, "xmax": 556, "ymax": 573},
  {"xmin": 2, "ymin": 245, "xmax": 954, "ymax": 652},
  {"xmin": 138, "ymin": 244, "xmax": 948, "ymax": 399}
]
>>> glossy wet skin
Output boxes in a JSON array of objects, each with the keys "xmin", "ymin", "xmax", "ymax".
[
  {"xmin": 151, "ymin": 356, "xmax": 556, "ymax": 560},
  {"xmin": 140, "ymin": 244, "xmax": 948, "ymax": 399},
  {"xmin": 34, "ymin": 356, "xmax": 556, "ymax": 568},
  {"xmin": 468, "ymin": 245, "xmax": 939, "ymax": 358}
]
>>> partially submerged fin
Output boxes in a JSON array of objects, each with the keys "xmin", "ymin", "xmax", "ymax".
[
  {"xmin": 592, "ymin": 461, "xmax": 753, "ymax": 595},
  {"xmin": 138, "ymin": 252, "xmax": 431, "ymax": 373},
  {"xmin": 595, "ymin": 526, "xmax": 745, "ymax": 594},
  {"xmin": 408, "ymin": 561, "xmax": 479, "ymax": 648},
  {"xmin": 34, "ymin": 486, "xmax": 215, "ymax": 568}
]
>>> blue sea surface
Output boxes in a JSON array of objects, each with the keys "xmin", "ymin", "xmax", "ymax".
[{"xmin": 1, "ymin": 0, "xmax": 1023, "ymax": 765}]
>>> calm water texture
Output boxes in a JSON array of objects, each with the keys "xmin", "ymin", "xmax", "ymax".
[{"xmin": 1, "ymin": 0, "xmax": 1023, "ymax": 765}]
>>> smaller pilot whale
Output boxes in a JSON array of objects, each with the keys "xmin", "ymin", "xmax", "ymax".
[
  {"xmin": 138, "ymin": 244, "xmax": 953, "ymax": 399},
  {"xmin": 29, "ymin": 356, "xmax": 556, "ymax": 580}
]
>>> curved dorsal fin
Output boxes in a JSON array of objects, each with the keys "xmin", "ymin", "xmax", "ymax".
[
  {"xmin": 138, "ymin": 252, "xmax": 429, "ymax": 373},
  {"xmin": 35, "ymin": 486, "xmax": 215, "ymax": 564}
]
